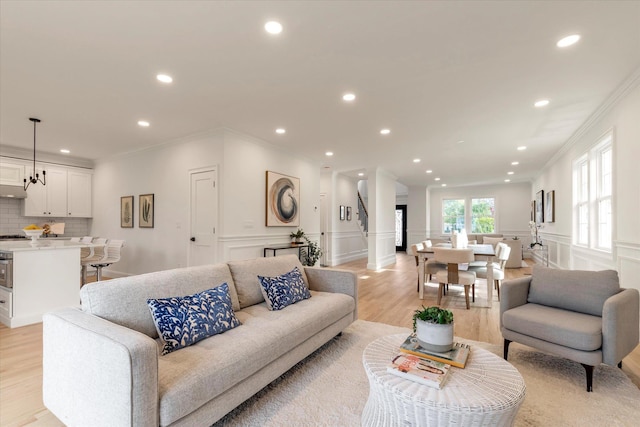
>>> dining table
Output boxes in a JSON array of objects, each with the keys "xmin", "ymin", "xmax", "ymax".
[{"xmin": 416, "ymin": 243, "xmax": 496, "ymax": 307}]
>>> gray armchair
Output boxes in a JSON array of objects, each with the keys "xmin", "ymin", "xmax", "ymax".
[{"xmin": 500, "ymin": 266, "xmax": 639, "ymax": 391}]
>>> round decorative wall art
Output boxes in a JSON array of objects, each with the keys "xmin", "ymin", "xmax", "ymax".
[{"xmin": 266, "ymin": 171, "xmax": 300, "ymax": 226}]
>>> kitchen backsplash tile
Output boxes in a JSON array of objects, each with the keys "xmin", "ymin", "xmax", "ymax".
[{"xmin": 0, "ymin": 198, "xmax": 90, "ymax": 236}]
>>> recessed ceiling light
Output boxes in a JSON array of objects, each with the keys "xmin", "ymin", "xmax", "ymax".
[
  {"xmin": 457, "ymin": 140, "xmax": 465, "ymax": 144},
  {"xmin": 441, "ymin": 184, "xmax": 447, "ymax": 187},
  {"xmin": 60, "ymin": 149, "xmax": 70, "ymax": 154},
  {"xmin": 413, "ymin": 158, "xmax": 421, "ymax": 163},
  {"xmin": 275, "ymin": 128, "xmax": 286, "ymax": 134},
  {"xmin": 511, "ymin": 161, "xmax": 519, "ymax": 165},
  {"xmin": 426, "ymin": 170, "xmax": 432, "ymax": 174},
  {"xmin": 138, "ymin": 120, "xmax": 150, "ymax": 127},
  {"xmin": 435, "ymin": 177, "xmax": 441, "ymax": 181},
  {"xmin": 507, "ymin": 171, "xmax": 514, "ymax": 175},
  {"xmin": 504, "ymin": 179, "xmax": 511, "ymax": 183},
  {"xmin": 358, "ymin": 172, "xmax": 364, "ymax": 177},
  {"xmin": 380, "ymin": 129, "xmax": 390, "ymax": 135},
  {"xmin": 517, "ymin": 146, "xmax": 527, "ymax": 151},
  {"xmin": 325, "ymin": 151, "xmax": 334, "ymax": 156},
  {"xmin": 264, "ymin": 21, "xmax": 283, "ymax": 34},
  {"xmin": 156, "ymin": 74, "xmax": 173, "ymax": 83},
  {"xmin": 557, "ymin": 34, "xmax": 580, "ymax": 48},
  {"xmin": 534, "ymin": 99, "xmax": 550, "ymax": 107},
  {"xmin": 342, "ymin": 93, "xmax": 356, "ymax": 102}
]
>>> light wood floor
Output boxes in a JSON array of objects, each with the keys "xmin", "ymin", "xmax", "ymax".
[{"xmin": 1, "ymin": 255, "xmax": 639, "ymax": 426}]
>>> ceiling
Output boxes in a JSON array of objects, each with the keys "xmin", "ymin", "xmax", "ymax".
[{"xmin": 1, "ymin": 1, "xmax": 639, "ymax": 188}]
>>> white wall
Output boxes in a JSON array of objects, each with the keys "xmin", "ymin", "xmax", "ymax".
[
  {"xmin": 427, "ymin": 182, "xmax": 532, "ymax": 240},
  {"xmin": 407, "ymin": 185, "xmax": 427, "ymax": 249},
  {"xmin": 321, "ymin": 172, "xmax": 367, "ymax": 266},
  {"xmin": 91, "ymin": 131, "xmax": 224, "ymax": 276},
  {"xmin": 220, "ymin": 130, "xmax": 321, "ymax": 261},
  {"xmin": 367, "ymin": 168, "xmax": 397, "ymax": 270},
  {"xmin": 533, "ymin": 72, "xmax": 640, "ymax": 295},
  {"xmin": 91, "ymin": 129, "xmax": 322, "ymax": 276}
]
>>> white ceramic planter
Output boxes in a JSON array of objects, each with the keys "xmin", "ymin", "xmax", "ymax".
[{"xmin": 416, "ymin": 320, "xmax": 454, "ymax": 352}]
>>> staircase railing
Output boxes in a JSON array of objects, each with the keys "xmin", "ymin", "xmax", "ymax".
[{"xmin": 357, "ymin": 191, "xmax": 368, "ymax": 234}]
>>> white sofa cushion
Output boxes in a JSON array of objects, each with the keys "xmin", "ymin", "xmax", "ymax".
[
  {"xmin": 228, "ymin": 254, "xmax": 308, "ymax": 309},
  {"xmin": 80, "ymin": 264, "xmax": 239, "ymax": 338},
  {"xmin": 483, "ymin": 236, "xmax": 504, "ymax": 248},
  {"xmin": 156, "ymin": 290, "xmax": 355, "ymax": 425}
]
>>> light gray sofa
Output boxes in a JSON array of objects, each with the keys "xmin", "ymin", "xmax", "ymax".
[
  {"xmin": 42, "ymin": 255, "xmax": 357, "ymax": 426},
  {"xmin": 501, "ymin": 266, "xmax": 639, "ymax": 391}
]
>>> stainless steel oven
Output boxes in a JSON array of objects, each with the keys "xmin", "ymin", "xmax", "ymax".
[{"xmin": 0, "ymin": 252, "xmax": 13, "ymax": 288}]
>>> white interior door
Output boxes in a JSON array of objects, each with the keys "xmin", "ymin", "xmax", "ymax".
[
  {"xmin": 188, "ymin": 168, "xmax": 218, "ymax": 266},
  {"xmin": 320, "ymin": 193, "xmax": 327, "ymax": 266}
]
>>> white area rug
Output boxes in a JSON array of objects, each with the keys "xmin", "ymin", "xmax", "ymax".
[{"xmin": 213, "ymin": 320, "xmax": 640, "ymax": 426}]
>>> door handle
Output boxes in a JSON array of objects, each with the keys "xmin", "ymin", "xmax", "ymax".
[{"xmin": 190, "ymin": 237, "xmax": 196, "ymax": 242}]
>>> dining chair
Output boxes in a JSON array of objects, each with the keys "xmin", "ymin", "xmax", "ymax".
[
  {"xmin": 468, "ymin": 242, "xmax": 511, "ymax": 301},
  {"xmin": 421, "ymin": 240, "xmax": 447, "ymax": 283},
  {"xmin": 411, "ymin": 243, "xmax": 425, "ymax": 291},
  {"xmin": 433, "ymin": 247, "xmax": 477, "ymax": 309}
]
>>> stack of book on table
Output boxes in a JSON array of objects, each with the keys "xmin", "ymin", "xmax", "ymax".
[{"xmin": 386, "ymin": 335, "xmax": 471, "ymax": 389}]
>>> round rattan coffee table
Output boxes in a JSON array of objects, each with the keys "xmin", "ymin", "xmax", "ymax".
[{"xmin": 362, "ymin": 334, "xmax": 526, "ymax": 426}]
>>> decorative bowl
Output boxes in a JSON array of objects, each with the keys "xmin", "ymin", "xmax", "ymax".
[{"xmin": 23, "ymin": 229, "xmax": 44, "ymax": 241}]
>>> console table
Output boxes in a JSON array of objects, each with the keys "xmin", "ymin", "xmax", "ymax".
[
  {"xmin": 263, "ymin": 244, "xmax": 308, "ymax": 262},
  {"xmin": 523, "ymin": 244, "xmax": 549, "ymax": 267}
]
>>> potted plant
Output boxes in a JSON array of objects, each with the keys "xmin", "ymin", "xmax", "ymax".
[
  {"xmin": 412, "ymin": 306, "xmax": 454, "ymax": 352},
  {"xmin": 290, "ymin": 228, "xmax": 305, "ymax": 244},
  {"xmin": 301, "ymin": 237, "xmax": 323, "ymax": 267}
]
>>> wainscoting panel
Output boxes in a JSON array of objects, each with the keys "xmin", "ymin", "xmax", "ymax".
[
  {"xmin": 219, "ymin": 234, "xmax": 321, "ymax": 263},
  {"xmin": 616, "ymin": 241, "xmax": 640, "ymax": 294},
  {"xmin": 329, "ymin": 231, "xmax": 368, "ymax": 266}
]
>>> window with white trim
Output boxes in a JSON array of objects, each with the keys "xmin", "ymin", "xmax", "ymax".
[
  {"xmin": 471, "ymin": 197, "xmax": 496, "ymax": 233},
  {"xmin": 572, "ymin": 132, "xmax": 613, "ymax": 251},
  {"xmin": 442, "ymin": 197, "xmax": 497, "ymax": 234},
  {"xmin": 442, "ymin": 199, "xmax": 465, "ymax": 233}
]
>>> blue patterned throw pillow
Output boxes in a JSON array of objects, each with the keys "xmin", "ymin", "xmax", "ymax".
[
  {"xmin": 147, "ymin": 283, "xmax": 241, "ymax": 355},
  {"xmin": 258, "ymin": 266, "xmax": 312, "ymax": 311}
]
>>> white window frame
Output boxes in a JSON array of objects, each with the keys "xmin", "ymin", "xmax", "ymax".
[
  {"xmin": 442, "ymin": 198, "xmax": 465, "ymax": 233},
  {"xmin": 572, "ymin": 131, "xmax": 613, "ymax": 252},
  {"xmin": 470, "ymin": 197, "xmax": 496, "ymax": 234},
  {"xmin": 441, "ymin": 196, "xmax": 498, "ymax": 235}
]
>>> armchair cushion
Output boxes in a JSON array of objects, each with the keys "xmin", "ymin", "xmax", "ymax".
[
  {"xmin": 503, "ymin": 303, "xmax": 602, "ymax": 351},
  {"xmin": 527, "ymin": 266, "xmax": 619, "ymax": 316}
]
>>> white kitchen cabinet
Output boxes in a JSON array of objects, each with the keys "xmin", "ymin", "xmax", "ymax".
[
  {"xmin": 0, "ymin": 242, "xmax": 82, "ymax": 328},
  {"xmin": 23, "ymin": 165, "xmax": 68, "ymax": 217},
  {"xmin": 67, "ymin": 170, "xmax": 92, "ymax": 217},
  {"xmin": 0, "ymin": 160, "xmax": 26, "ymax": 186}
]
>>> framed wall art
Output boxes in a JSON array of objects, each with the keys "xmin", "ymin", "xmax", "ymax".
[
  {"xmin": 346, "ymin": 206, "xmax": 352, "ymax": 221},
  {"xmin": 530, "ymin": 200, "xmax": 536, "ymax": 222},
  {"xmin": 266, "ymin": 171, "xmax": 300, "ymax": 227},
  {"xmin": 340, "ymin": 205, "xmax": 345, "ymax": 221},
  {"xmin": 139, "ymin": 194, "xmax": 154, "ymax": 228},
  {"xmin": 120, "ymin": 196, "xmax": 133, "ymax": 228},
  {"xmin": 535, "ymin": 190, "xmax": 544, "ymax": 224},
  {"xmin": 545, "ymin": 190, "xmax": 555, "ymax": 223}
]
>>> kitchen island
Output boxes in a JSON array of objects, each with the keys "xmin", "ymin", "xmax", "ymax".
[{"xmin": 0, "ymin": 240, "xmax": 92, "ymax": 328}]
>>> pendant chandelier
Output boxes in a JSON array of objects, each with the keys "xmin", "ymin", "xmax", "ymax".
[{"xmin": 24, "ymin": 117, "xmax": 46, "ymax": 191}]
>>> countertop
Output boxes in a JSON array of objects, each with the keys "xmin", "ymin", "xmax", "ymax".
[{"xmin": 0, "ymin": 240, "xmax": 98, "ymax": 252}]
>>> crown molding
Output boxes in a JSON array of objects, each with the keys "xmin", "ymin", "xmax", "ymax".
[{"xmin": 541, "ymin": 65, "xmax": 640, "ymax": 172}]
